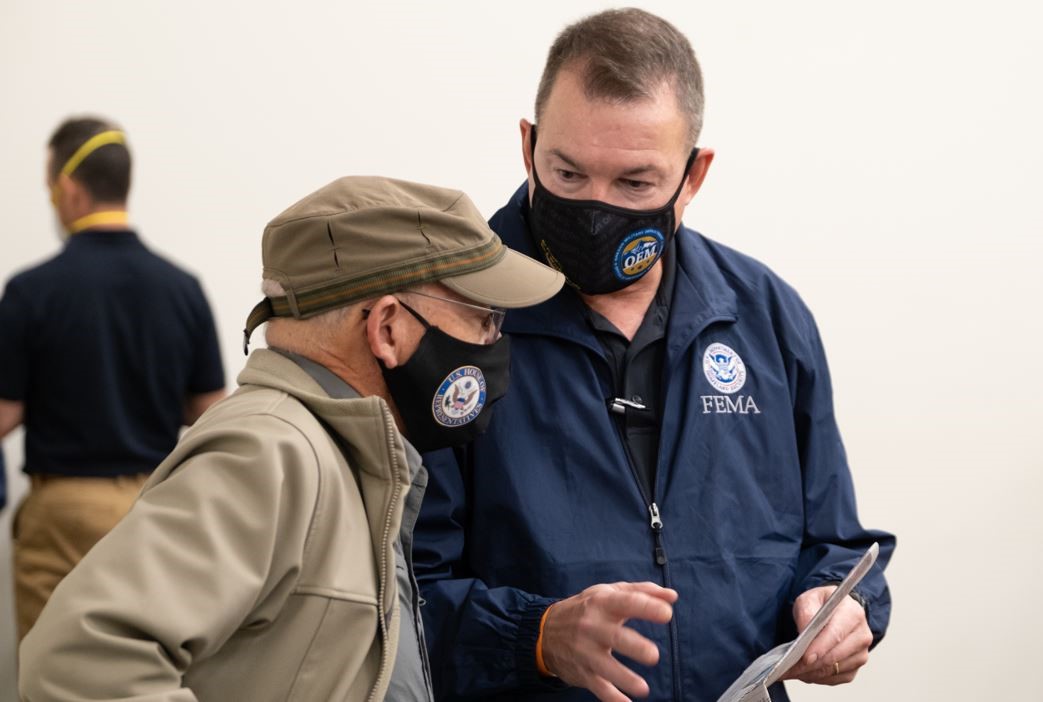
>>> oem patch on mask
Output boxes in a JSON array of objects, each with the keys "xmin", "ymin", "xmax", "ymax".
[
  {"xmin": 432, "ymin": 366, "xmax": 488, "ymax": 427},
  {"xmin": 613, "ymin": 229, "xmax": 665, "ymax": 281},
  {"xmin": 703, "ymin": 343, "xmax": 747, "ymax": 394}
]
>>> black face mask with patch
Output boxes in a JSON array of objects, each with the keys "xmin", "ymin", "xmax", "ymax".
[
  {"xmin": 380, "ymin": 301, "xmax": 511, "ymax": 452},
  {"xmin": 527, "ymin": 124, "xmax": 697, "ymax": 294}
]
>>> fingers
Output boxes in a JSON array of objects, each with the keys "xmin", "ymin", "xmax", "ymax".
[
  {"xmin": 793, "ymin": 587, "xmax": 830, "ymax": 632},
  {"xmin": 611, "ymin": 624, "xmax": 661, "ymax": 667},
  {"xmin": 571, "ymin": 594, "xmax": 664, "ymax": 664},
  {"xmin": 785, "ymin": 586, "xmax": 874, "ymax": 687},
  {"xmin": 617, "ymin": 581, "xmax": 679, "ymax": 604},
  {"xmin": 589, "ymin": 651, "xmax": 652, "ymax": 699},
  {"xmin": 541, "ymin": 582, "xmax": 674, "ymax": 700},
  {"xmin": 790, "ymin": 649, "xmax": 868, "ymax": 685},
  {"xmin": 800, "ymin": 596, "xmax": 868, "ymax": 668},
  {"xmin": 589, "ymin": 676, "xmax": 638, "ymax": 702},
  {"xmin": 815, "ymin": 617, "xmax": 872, "ymax": 669},
  {"xmin": 596, "ymin": 584, "xmax": 675, "ymax": 624},
  {"xmin": 550, "ymin": 616, "xmax": 657, "ymax": 699}
]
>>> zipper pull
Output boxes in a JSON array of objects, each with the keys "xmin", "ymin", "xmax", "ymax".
[
  {"xmin": 648, "ymin": 503, "xmax": 667, "ymax": 566},
  {"xmin": 649, "ymin": 502, "xmax": 663, "ymax": 531}
]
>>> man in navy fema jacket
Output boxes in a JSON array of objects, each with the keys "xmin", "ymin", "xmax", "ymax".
[{"xmin": 414, "ymin": 9, "xmax": 895, "ymax": 702}]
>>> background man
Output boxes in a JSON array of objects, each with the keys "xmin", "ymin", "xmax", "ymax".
[
  {"xmin": 0, "ymin": 116, "xmax": 226, "ymax": 640},
  {"xmin": 415, "ymin": 9, "xmax": 896, "ymax": 702},
  {"xmin": 19, "ymin": 176, "xmax": 564, "ymax": 701}
]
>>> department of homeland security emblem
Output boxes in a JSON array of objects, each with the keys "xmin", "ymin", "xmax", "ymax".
[
  {"xmin": 432, "ymin": 366, "xmax": 487, "ymax": 427},
  {"xmin": 613, "ymin": 229, "xmax": 664, "ymax": 281},
  {"xmin": 703, "ymin": 343, "xmax": 747, "ymax": 394}
]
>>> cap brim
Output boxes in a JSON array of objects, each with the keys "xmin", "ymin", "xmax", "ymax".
[{"xmin": 441, "ymin": 248, "xmax": 565, "ymax": 308}]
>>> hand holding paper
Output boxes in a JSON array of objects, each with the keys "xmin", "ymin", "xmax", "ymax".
[
  {"xmin": 781, "ymin": 585, "xmax": 873, "ymax": 684},
  {"xmin": 715, "ymin": 543, "xmax": 879, "ymax": 702}
]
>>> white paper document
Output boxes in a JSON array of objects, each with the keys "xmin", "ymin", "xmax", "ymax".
[{"xmin": 715, "ymin": 543, "xmax": 879, "ymax": 702}]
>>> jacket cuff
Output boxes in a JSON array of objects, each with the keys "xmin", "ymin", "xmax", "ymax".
[{"xmin": 514, "ymin": 596, "xmax": 567, "ymax": 689}]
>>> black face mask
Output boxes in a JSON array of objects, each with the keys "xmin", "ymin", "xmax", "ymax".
[
  {"xmin": 528, "ymin": 125, "xmax": 697, "ymax": 294},
  {"xmin": 380, "ymin": 301, "xmax": 511, "ymax": 452}
]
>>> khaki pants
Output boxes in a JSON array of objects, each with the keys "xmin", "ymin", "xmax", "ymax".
[{"xmin": 12, "ymin": 473, "xmax": 149, "ymax": 640}]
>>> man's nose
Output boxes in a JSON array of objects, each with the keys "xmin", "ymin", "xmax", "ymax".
[{"xmin": 585, "ymin": 179, "xmax": 614, "ymax": 203}]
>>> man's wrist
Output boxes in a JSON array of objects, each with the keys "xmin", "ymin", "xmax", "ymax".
[
  {"xmin": 535, "ymin": 604, "xmax": 557, "ymax": 678},
  {"xmin": 515, "ymin": 596, "xmax": 565, "ymax": 688},
  {"xmin": 818, "ymin": 580, "xmax": 868, "ymax": 611}
]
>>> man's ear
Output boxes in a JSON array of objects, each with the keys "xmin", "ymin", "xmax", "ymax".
[
  {"xmin": 57, "ymin": 173, "xmax": 91, "ymax": 211},
  {"xmin": 677, "ymin": 147, "xmax": 715, "ymax": 210},
  {"xmin": 520, "ymin": 119, "xmax": 534, "ymax": 177},
  {"xmin": 366, "ymin": 295, "xmax": 416, "ymax": 369}
]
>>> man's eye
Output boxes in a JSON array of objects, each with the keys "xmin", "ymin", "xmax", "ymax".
[
  {"xmin": 622, "ymin": 178, "xmax": 652, "ymax": 191},
  {"xmin": 556, "ymin": 169, "xmax": 581, "ymax": 182},
  {"xmin": 481, "ymin": 314, "xmax": 494, "ymax": 331}
]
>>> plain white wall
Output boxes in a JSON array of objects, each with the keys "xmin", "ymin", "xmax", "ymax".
[{"xmin": 2, "ymin": 1, "xmax": 1041, "ymax": 699}]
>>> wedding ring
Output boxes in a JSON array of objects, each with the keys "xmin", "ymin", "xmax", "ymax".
[{"xmin": 833, "ymin": 661, "xmax": 841, "ymax": 676}]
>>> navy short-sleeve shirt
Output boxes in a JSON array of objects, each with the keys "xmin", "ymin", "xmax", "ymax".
[{"xmin": 0, "ymin": 230, "xmax": 225, "ymax": 476}]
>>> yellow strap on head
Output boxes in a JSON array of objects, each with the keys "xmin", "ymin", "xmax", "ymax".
[{"xmin": 59, "ymin": 130, "xmax": 126, "ymax": 178}]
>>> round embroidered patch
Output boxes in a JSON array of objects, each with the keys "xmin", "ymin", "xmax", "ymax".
[
  {"xmin": 432, "ymin": 366, "xmax": 487, "ymax": 427},
  {"xmin": 613, "ymin": 229, "xmax": 664, "ymax": 281},
  {"xmin": 703, "ymin": 343, "xmax": 747, "ymax": 394}
]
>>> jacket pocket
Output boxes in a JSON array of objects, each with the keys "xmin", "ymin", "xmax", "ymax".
[
  {"xmin": 183, "ymin": 593, "xmax": 382, "ymax": 702},
  {"xmin": 286, "ymin": 593, "xmax": 383, "ymax": 701}
]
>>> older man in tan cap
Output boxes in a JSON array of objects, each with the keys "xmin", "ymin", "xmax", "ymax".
[{"xmin": 19, "ymin": 176, "xmax": 564, "ymax": 702}]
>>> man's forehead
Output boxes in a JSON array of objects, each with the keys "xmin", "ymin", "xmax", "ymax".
[
  {"xmin": 547, "ymin": 145, "xmax": 669, "ymax": 178},
  {"xmin": 537, "ymin": 72, "xmax": 689, "ymax": 167}
]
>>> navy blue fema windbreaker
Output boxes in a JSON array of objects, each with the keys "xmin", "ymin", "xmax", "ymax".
[{"xmin": 414, "ymin": 183, "xmax": 896, "ymax": 702}]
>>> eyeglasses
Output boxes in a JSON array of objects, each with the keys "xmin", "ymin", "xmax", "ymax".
[{"xmin": 400, "ymin": 289, "xmax": 505, "ymax": 344}]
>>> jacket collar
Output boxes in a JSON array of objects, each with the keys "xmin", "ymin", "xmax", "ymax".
[
  {"xmin": 270, "ymin": 348, "xmax": 425, "ymax": 479},
  {"xmin": 493, "ymin": 183, "xmax": 738, "ymax": 362},
  {"xmin": 236, "ymin": 349, "xmax": 413, "ymax": 490}
]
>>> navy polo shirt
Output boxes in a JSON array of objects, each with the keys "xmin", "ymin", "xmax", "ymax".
[
  {"xmin": 0, "ymin": 230, "xmax": 225, "ymax": 477},
  {"xmin": 585, "ymin": 239, "xmax": 676, "ymax": 502}
]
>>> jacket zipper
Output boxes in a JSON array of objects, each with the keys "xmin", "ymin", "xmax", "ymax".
[
  {"xmin": 600, "ymin": 312, "xmax": 734, "ymax": 701},
  {"xmin": 611, "ymin": 415, "xmax": 681, "ymax": 699},
  {"xmin": 366, "ymin": 405, "xmax": 406, "ymax": 702},
  {"xmin": 609, "ymin": 410, "xmax": 667, "ymax": 569}
]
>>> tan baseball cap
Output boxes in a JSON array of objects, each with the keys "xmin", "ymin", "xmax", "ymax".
[{"xmin": 243, "ymin": 176, "xmax": 564, "ymax": 352}]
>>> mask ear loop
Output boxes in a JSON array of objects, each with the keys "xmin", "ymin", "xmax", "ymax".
[
  {"xmin": 529, "ymin": 123, "xmax": 540, "ymax": 183},
  {"xmin": 396, "ymin": 298, "xmax": 433, "ymax": 329},
  {"xmin": 676, "ymin": 148, "xmax": 699, "ymax": 194},
  {"xmin": 528, "ymin": 124, "xmax": 552, "ymax": 192},
  {"xmin": 363, "ymin": 298, "xmax": 434, "ymax": 329}
]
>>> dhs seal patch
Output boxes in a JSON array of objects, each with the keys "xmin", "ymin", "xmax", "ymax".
[
  {"xmin": 432, "ymin": 366, "xmax": 487, "ymax": 427},
  {"xmin": 703, "ymin": 343, "xmax": 747, "ymax": 394},
  {"xmin": 613, "ymin": 229, "xmax": 664, "ymax": 281}
]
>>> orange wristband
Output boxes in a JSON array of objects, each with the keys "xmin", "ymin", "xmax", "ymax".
[{"xmin": 535, "ymin": 605, "xmax": 556, "ymax": 677}]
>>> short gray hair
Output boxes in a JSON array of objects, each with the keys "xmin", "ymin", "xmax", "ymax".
[
  {"xmin": 261, "ymin": 279, "xmax": 355, "ymax": 348},
  {"xmin": 535, "ymin": 8, "xmax": 705, "ymax": 148}
]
